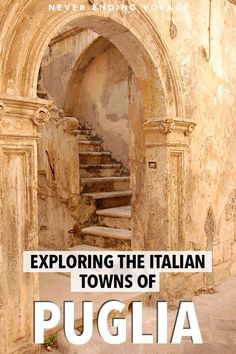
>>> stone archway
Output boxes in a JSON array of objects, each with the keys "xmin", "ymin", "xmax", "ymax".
[
  {"xmin": 0, "ymin": 2, "xmax": 195, "ymax": 352},
  {"xmin": 0, "ymin": 4, "xmax": 183, "ymax": 117},
  {"xmin": 0, "ymin": 4, "xmax": 190, "ymax": 250}
]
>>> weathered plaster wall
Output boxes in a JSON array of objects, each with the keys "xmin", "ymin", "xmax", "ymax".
[
  {"xmin": 37, "ymin": 110, "xmax": 81, "ymax": 249},
  {"xmin": 161, "ymin": 0, "xmax": 236, "ymax": 286},
  {"xmin": 40, "ymin": 35, "xmax": 129, "ymax": 168},
  {"xmin": 39, "ymin": 29, "xmax": 98, "ymax": 106},
  {"xmin": 127, "ymin": 0, "xmax": 236, "ymax": 295},
  {"xmin": 72, "ymin": 45, "xmax": 129, "ymax": 168}
]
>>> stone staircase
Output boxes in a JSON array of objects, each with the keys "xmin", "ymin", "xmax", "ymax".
[
  {"xmin": 41, "ymin": 124, "xmax": 136, "ymax": 343},
  {"xmin": 77, "ymin": 125, "xmax": 132, "ymax": 250}
]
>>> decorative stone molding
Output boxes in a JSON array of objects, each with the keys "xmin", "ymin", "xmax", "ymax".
[
  {"xmin": 1, "ymin": 2, "xmax": 185, "ymax": 118},
  {"xmin": 143, "ymin": 117, "xmax": 196, "ymax": 147},
  {"xmin": 0, "ymin": 94, "xmax": 52, "ymax": 120},
  {"xmin": 225, "ymin": 190, "xmax": 236, "ymax": 221},
  {"xmin": 33, "ymin": 107, "xmax": 50, "ymax": 126},
  {"xmin": 0, "ymin": 95, "xmax": 53, "ymax": 140},
  {"xmin": 0, "ymin": 142, "xmax": 38, "ymax": 353},
  {"xmin": 0, "ymin": 101, "xmax": 6, "ymax": 117},
  {"xmin": 143, "ymin": 117, "xmax": 196, "ymax": 136},
  {"xmin": 49, "ymin": 27, "xmax": 84, "ymax": 47},
  {"xmin": 57, "ymin": 116, "xmax": 79, "ymax": 134}
]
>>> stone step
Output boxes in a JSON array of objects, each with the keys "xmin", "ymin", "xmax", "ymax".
[
  {"xmin": 77, "ymin": 128, "xmax": 92, "ymax": 136},
  {"xmin": 83, "ymin": 190, "xmax": 132, "ymax": 209},
  {"xmin": 80, "ymin": 164, "xmax": 123, "ymax": 177},
  {"xmin": 76, "ymin": 133, "xmax": 91, "ymax": 141},
  {"xmin": 74, "ymin": 129, "xmax": 94, "ymax": 140},
  {"xmin": 96, "ymin": 206, "xmax": 131, "ymax": 229},
  {"xmin": 81, "ymin": 226, "xmax": 131, "ymax": 240},
  {"xmin": 81, "ymin": 226, "xmax": 131, "ymax": 250},
  {"xmin": 79, "ymin": 151, "xmax": 112, "ymax": 164},
  {"xmin": 69, "ymin": 244, "xmax": 106, "ymax": 252},
  {"xmin": 78, "ymin": 140, "xmax": 102, "ymax": 152},
  {"xmin": 81, "ymin": 176, "xmax": 130, "ymax": 193},
  {"xmin": 40, "ymin": 273, "xmax": 145, "ymax": 336}
]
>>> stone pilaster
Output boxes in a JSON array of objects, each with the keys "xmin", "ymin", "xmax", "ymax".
[
  {"xmin": 0, "ymin": 94, "xmax": 51, "ymax": 353},
  {"xmin": 143, "ymin": 117, "xmax": 196, "ymax": 251}
]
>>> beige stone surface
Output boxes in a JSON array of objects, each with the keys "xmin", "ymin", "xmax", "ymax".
[
  {"xmin": 0, "ymin": 0, "xmax": 236, "ymax": 352},
  {"xmin": 37, "ymin": 110, "xmax": 82, "ymax": 249}
]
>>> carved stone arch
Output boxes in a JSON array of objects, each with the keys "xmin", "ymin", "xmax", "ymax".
[
  {"xmin": 225, "ymin": 189, "xmax": 236, "ymax": 242},
  {"xmin": 205, "ymin": 206, "xmax": 216, "ymax": 250},
  {"xmin": 0, "ymin": 1, "xmax": 197, "ymax": 252},
  {"xmin": 0, "ymin": 1, "xmax": 184, "ymax": 119},
  {"xmin": 23, "ymin": 15, "xmax": 172, "ymax": 120}
]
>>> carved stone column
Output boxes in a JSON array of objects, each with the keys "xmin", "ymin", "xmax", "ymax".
[
  {"xmin": 143, "ymin": 117, "xmax": 196, "ymax": 251},
  {"xmin": 0, "ymin": 95, "xmax": 51, "ymax": 353}
]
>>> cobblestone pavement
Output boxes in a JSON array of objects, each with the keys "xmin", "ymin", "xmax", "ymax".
[{"xmin": 41, "ymin": 276, "xmax": 236, "ymax": 354}]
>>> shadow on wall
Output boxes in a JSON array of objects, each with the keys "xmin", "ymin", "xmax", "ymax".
[
  {"xmin": 66, "ymin": 38, "xmax": 130, "ymax": 169},
  {"xmin": 40, "ymin": 32, "xmax": 130, "ymax": 169}
]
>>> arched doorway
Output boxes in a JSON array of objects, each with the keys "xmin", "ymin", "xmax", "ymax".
[{"xmin": 0, "ymin": 3, "xmax": 194, "ymax": 352}]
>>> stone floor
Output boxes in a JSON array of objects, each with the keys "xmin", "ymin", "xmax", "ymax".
[{"xmin": 41, "ymin": 275, "xmax": 236, "ymax": 353}]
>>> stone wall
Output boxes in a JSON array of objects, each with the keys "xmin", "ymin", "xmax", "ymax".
[
  {"xmin": 1, "ymin": 3, "xmax": 236, "ymax": 350},
  {"xmin": 39, "ymin": 29, "xmax": 98, "ymax": 106},
  {"xmin": 71, "ymin": 44, "xmax": 129, "ymax": 168}
]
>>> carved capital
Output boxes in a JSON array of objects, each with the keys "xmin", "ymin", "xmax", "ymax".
[
  {"xmin": 0, "ymin": 94, "xmax": 53, "ymax": 118},
  {"xmin": 159, "ymin": 119, "xmax": 176, "ymax": 133},
  {"xmin": 33, "ymin": 107, "xmax": 50, "ymax": 126},
  {"xmin": 144, "ymin": 117, "xmax": 196, "ymax": 136},
  {"xmin": 143, "ymin": 117, "xmax": 196, "ymax": 147}
]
